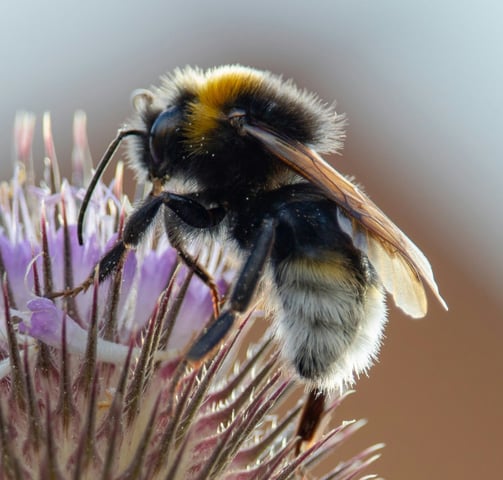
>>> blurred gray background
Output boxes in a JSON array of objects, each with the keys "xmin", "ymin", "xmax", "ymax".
[{"xmin": 1, "ymin": 1, "xmax": 501, "ymax": 478}]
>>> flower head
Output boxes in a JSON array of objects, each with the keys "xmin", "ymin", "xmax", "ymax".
[{"xmin": 0, "ymin": 111, "xmax": 382, "ymax": 478}]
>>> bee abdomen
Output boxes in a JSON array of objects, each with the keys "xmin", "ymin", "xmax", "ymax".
[{"xmin": 272, "ymin": 254, "xmax": 387, "ymax": 391}]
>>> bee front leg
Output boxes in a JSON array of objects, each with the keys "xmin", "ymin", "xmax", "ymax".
[
  {"xmin": 161, "ymin": 192, "xmax": 226, "ymax": 229},
  {"xmin": 50, "ymin": 192, "xmax": 226, "ymax": 299},
  {"xmin": 49, "ymin": 194, "xmax": 166, "ymax": 298},
  {"xmin": 187, "ymin": 217, "xmax": 276, "ymax": 361}
]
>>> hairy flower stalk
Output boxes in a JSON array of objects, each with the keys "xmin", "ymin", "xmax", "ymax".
[{"xmin": 0, "ymin": 112, "xmax": 383, "ymax": 479}]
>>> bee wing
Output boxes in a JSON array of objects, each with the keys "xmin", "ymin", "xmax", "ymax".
[{"xmin": 244, "ymin": 124, "xmax": 448, "ymax": 318}]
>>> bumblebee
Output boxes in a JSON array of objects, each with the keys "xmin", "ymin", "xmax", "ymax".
[{"xmin": 71, "ymin": 65, "xmax": 447, "ymax": 394}]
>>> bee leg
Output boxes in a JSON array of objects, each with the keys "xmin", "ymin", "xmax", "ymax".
[
  {"xmin": 159, "ymin": 192, "xmax": 227, "ymax": 317},
  {"xmin": 187, "ymin": 217, "xmax": 276, "ymax": 360},
  {"xmin": 295, "ymin": 389, "xmax": 326, "ymax": 454},
  {"xmin": 176, "ymin": 247, "xmax": 222, "ymax": 318},
  {"xmin": 160, "ymin": 192, "xmax": 226, "ymax": 228},
  {"xmin": 50, "ymin": 194, "xmax": 166, "ymax": 298},
  {"xmin": 51, "ymin": 192, "xmax": 225, "ymax": 299}
]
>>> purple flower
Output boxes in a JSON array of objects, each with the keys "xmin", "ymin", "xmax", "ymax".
[{"xmin": 0, "ymin": 112, "xmax": 382, "ymax": 479}]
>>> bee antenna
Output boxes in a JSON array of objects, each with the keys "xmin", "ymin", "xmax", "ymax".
[{"xmin": 77, "ymin": 128, "xmax": 146, "ymax": 245}]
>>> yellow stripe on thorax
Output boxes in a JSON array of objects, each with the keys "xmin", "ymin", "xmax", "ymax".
[{"xmin": 185, "ymin": 67, "xmax": 264, "ymax": 144}]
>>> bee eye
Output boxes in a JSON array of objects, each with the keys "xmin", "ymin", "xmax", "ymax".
[{"xmin": 149, "ymin": 106, "xmax": 182, "ymax": 169}]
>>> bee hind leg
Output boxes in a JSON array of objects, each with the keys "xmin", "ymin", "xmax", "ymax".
[
  {"xmin": 187, "ymin": 216, "xmax": 276, "ymax": 360},
  {"xmin": 295, "ymin": 388, "xmax": 327, "ymax": 455}
]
